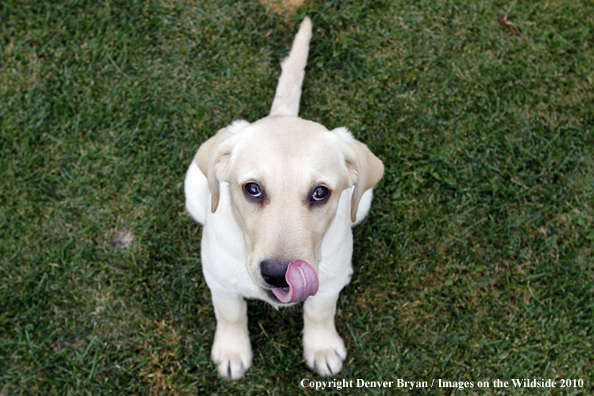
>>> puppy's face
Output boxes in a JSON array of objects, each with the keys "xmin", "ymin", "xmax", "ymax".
[
  {"xmin": 229, "ymin": 124, "xmax": 347, "ymax": 293},
  {"xmin": 196, "ymin": 117, "xmax": 383, "ymax": 304}
]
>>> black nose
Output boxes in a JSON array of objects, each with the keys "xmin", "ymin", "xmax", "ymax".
[{"xmin": 260, "ymin": 259, "xmax": 290, "ymax": 288}]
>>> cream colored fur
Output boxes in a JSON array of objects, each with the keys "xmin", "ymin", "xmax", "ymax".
[{"xmin": 184, "ymin": 17, "xmax": 383, "ymax": 380}]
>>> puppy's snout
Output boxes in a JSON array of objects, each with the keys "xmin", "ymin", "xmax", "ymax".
[{"xmin": 260, "ymin": 259, "xmax": 290, "ymax": 288}]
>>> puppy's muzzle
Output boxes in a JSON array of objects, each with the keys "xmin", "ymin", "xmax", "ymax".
[{"xmin": 261, "ymin": 259, "xmax": 319, "ymax": 303}]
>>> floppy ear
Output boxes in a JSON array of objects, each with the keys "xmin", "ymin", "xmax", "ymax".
[
  {"xmin": 195, "ymin": 128, "xmax": 233, "ymax": 213},
  {"xmin": 195, "ymin": 120, "xmax": 250, "ymax": 212},
  {"xmin": 333, "ymin": 127, "xmax": 384, "ymax": 222}
]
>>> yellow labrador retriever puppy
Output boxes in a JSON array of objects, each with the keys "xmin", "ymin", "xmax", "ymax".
[{"xmin": 184, "ymin": 17, "xmax": 383, "ymax": 380}]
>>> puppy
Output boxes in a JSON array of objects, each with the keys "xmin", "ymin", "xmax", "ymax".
[{"xmin": 184, "ymin": 17, "xmax": 383, "ymax": 380}]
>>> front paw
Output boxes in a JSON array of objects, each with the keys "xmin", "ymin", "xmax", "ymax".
[
  {"xmin": 303, "ymin": 330, "xmax": 347, "ymax": 377},
  {"xmin": 211, "ymin": 331, "xmax": 253, "ymax": 380}
]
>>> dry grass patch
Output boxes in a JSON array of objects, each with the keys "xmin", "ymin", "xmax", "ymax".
[{"xmin": 260, "ymin": 0, "xmax": 305, "ymax": 16}]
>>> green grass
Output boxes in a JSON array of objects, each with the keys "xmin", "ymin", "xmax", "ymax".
[{"xmin": 1, "ymin": 0, "xmax": 593, "ymax": 394}]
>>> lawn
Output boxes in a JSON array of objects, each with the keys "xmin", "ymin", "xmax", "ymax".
[{"xmin": 1, "ymin": 0, "xmax": 593, "ymax": 394}]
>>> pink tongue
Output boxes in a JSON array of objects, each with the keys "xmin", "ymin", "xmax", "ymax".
[{"xmin": 271, "ymin": 260, "xmax": 319, "ymax": 303}]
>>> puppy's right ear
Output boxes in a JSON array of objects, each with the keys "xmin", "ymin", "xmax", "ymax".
[
  {"xmin": 195, "ymin": 128, "xmax": 233, "ymax": 213},
  {"xmin": 195, "ymin": 120, "xmax": 250, "ymax": 212}
]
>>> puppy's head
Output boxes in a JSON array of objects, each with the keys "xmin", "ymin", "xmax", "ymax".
[{"xmin": 196, "ymin": 117, "xmax": 383, "ymax": 304}]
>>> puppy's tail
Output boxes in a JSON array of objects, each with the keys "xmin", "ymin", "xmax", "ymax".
[{"xmin": 269, "ymin": 17, "xmax": 312, "ymax": 117}]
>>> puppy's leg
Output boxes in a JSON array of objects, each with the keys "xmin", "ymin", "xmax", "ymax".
[
  {"xmin": 303, "ymin": 291, "xmax": 347, "ymax": 377},
  {"xmin": 184, "ymin": 159, "xmax": 210, "ymax": 225},
  {"xmin": 210, "ymin": 291, "xmax": 253, "ymax": 380}
]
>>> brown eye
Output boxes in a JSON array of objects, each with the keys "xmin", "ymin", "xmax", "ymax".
[
  {"xmin": 311, "ymin": 186, "xmax": 330, "ymax": 202},
  {"xmin": 244, "ymin": 182, "xmax": 263, "ymax": 199}
]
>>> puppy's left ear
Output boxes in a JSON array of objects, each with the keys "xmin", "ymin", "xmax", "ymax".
[{"xmin": 333, "ymin": 127, "xmax": 384, "ymax": 222}]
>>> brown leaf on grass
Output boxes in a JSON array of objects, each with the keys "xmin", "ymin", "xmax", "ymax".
[
  {"xmin": 110, "ymin": 229, "xmax": 134, "ymax": 248},
  {"xmin": 497, "ymin": 14, "xmax": 520, "ymax": 36}
]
